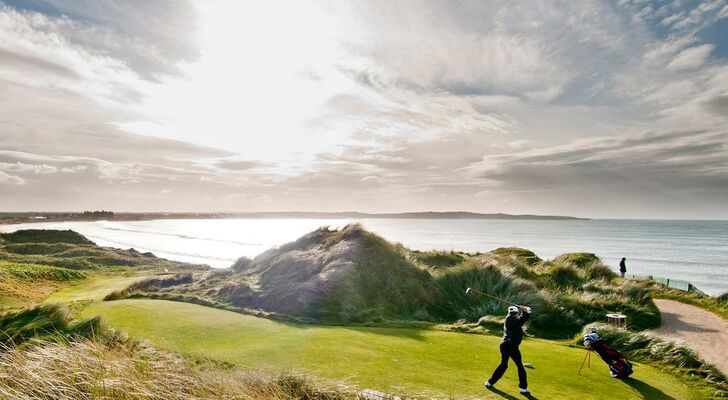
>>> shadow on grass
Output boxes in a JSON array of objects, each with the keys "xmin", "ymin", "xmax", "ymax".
[
  {"xmin": 624, "ymin": 377, "xmax": 676, "ymax": 400},
  {"xmin": 485, "ymin": 387, "xmax": 539, "ymax": 400},
  {"xmin": 275, "ymin": 321, "xmax": 429, "ymax": 341},
  {"xmin": 340, "ymin": 324, "xmax": 428, "ymax": 341}
]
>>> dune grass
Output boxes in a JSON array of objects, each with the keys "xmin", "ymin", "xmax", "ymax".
[
  {"xmin": 0, "ymin": 261, "xmax": 86, "ymax": 307},
  {"xmin": 0, "ymin": 229, "xmax": 206, "ymax": 272},
  {"xmin": 81, "ymin": 299, "xmax": 699, "ymax": 399},
  {"xmin": 0, "ymin": 303, "xmax": 103, "ymax": 345},
  {"xmin": 0, "ymin": 331, "xmax": 350, "ymax": 400},
  {"xmin": 0, "ymin": 229, "xmax": 94, "ymax": 245}
]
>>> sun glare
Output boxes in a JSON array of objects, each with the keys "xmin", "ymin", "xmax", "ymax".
[{"xmin": 122, "ymin": 1, "xmax": 352, "ymax": 169}]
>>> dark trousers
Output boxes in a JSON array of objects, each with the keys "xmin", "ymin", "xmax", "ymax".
[{"xmin": 488, "ymin": 342, "xmax": 527, "ymax": 389}]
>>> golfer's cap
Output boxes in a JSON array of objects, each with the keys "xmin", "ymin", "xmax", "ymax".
[
  {"xmin": 590, "ymin": 326, "xmax": 598, "ymax": 333},
  {"xmin": 508, "ymin": 305, "xmax": 519, "ymax": 314}
]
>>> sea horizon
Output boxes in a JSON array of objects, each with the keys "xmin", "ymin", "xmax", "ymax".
[{"xmin": 3, "ymin": 217, "xmax": 726, "ymax": 296}]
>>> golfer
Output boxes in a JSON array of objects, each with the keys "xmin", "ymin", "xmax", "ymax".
[
  {"xmin": 485, "ymin": 305, "xmax": 532, "ymax": 395},
  {"xmin": 619, "ymin": 257, "xmax": 627, "ymax": 278}
]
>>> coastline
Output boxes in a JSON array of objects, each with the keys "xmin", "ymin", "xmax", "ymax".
[{"xmin": 0, "ymin": 211, "xmax": 587, "ymax": 226}]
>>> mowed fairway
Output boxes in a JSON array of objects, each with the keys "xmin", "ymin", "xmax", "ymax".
[
  {"xmin": 46, "ymin": 275, "xmax": 148, "ymax": 302},
  {"xmin": 82, "ymin": 299, "xmax": 694, "ymax": 399}
]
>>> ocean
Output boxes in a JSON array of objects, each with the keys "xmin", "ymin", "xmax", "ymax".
[{"xmin": 2, "ymin": 218, "xmax": 726, "ymax": 295}]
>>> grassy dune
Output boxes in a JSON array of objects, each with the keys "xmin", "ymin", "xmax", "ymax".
[
  {"xmin": 1, "ymin": 229, "xmax": 720, "ymax": 399},
  {"xmin": 0, "ymin": 261, "xmax": 85, "ymax": 307},
  {"xmin": 82, "ymin": 299, "xmax": 696, "ymax": 399}
]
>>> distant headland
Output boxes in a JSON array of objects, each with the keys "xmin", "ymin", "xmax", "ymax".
[{"xmin": 0, "ymin": 211, "xmax": 586, "ymax": 225}]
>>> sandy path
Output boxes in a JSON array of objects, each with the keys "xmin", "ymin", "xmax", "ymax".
[{"xmin": 652, "ymin": 299, "xmax": 728, "ymax": 375}]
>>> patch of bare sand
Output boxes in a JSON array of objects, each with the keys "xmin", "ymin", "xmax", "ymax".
[{"xmin": 652, "ymin": 299, "xmax": 728, "ymax": 375}]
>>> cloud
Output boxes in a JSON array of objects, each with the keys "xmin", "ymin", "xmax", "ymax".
[
  {"xmin": 60, "ymin": 165, "xmax": 88, "ymax": 173},
  {"xmin": 215, "ymin": 160, "xmax": 267, "ymax": 171},
  {"xmin": 1, "ymin": 0, "xmax": 200, "ymax": 78},
  {"xmin": 667, "ymin": 44, "xmax": 715, "ymax": 70},
  {"xmin": 0, "ymin": 0, "xmax": 727, "ymax": 217},
  {"xmin": 0, "ymin": 162, "xmax": 57, "ymax": 174},
  {"xmin": 462, "ymin": 129, "xmax": 728, "ymax": 192},
  {"xmin": 705, "ymin": 95, "xmax": 728, "ymax": 115},
  {"xmin": 0, "ymin": 170, "xmax": 25, "ymax": 185}
]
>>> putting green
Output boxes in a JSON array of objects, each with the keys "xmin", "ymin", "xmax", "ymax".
[
  {"xmin": 82, "ymin": 299, "xmax": 696, "ymax": 399},
  {"xmin": 46, "ymin": 275, "xmax": 146, "ymax": 303}
]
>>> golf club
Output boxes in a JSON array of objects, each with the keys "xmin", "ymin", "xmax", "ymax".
[{"xmin": 465, "ymin": 287, "xmax": 517, "ymax": 306}]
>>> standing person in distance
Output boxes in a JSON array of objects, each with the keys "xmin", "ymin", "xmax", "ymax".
[
  {"xmin": 620, "ymin": 257, "xmax": 627, "ymax": 278},
  {"xmin": 484, "ymin": 305, "xmax": 532, "ymax": 395}
]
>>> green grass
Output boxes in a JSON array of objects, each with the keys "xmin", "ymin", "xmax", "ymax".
[
  {"xmin": 81, "ymin": 299, "xmax": 697, "ymax": 399},
  {"xmin": 0, "ymin": 229, "xmax": 94, "ymax": 245},
  {"xmin": 0, "ymin": 229, "xmax": 208, "ymax": 272},
  {"xmin": 575, "ymin": 324, "xmax": 727, "ymax": 397},
  {"xmin": 409, "ymin": 250, "xmax": 467, "ymax": 270},
  {"xmin": 491, "ymin": 247, "xmax": 542, "ymax": 266},
  {"xmin": 0, "ymin": 261, "xmax": 85, "ymax": 281},
  {"xmin": 0, "ymin": 261, "xmax": 86, "ymax": 307},
  {"xmin": 0, "ymin": 303, "xmax": 103, "ymax": 345},
  {"xmin": 46, "ymin": 275, "xmax": 150, "ymax": 303},
  {"xmin": 317, "ymin": 232, "xmax": 435, "ymax": 322}
]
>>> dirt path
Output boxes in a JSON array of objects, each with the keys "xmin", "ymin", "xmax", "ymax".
[{"xmin": 653, "ymin": 299, "xmax": 728, "ymax": 375}]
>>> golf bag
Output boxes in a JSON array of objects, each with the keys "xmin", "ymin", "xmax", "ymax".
[{"xmin": 583, "ymin": 333, "xmax": 633, "ymax": 378}]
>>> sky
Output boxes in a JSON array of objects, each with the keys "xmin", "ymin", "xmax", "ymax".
[{"xmin": 0, "ymin": 0, "xmax": 727, "ymax": 219}]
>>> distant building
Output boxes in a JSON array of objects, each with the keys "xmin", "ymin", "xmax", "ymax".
[{"xmin": 83, "ymin": 210, "xmax": 114, "ymax": 217}]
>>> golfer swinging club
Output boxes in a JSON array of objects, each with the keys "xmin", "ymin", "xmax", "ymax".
[{"xmin": 485, "ymin": 304, "xmax": 532, "ymax": 394}]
